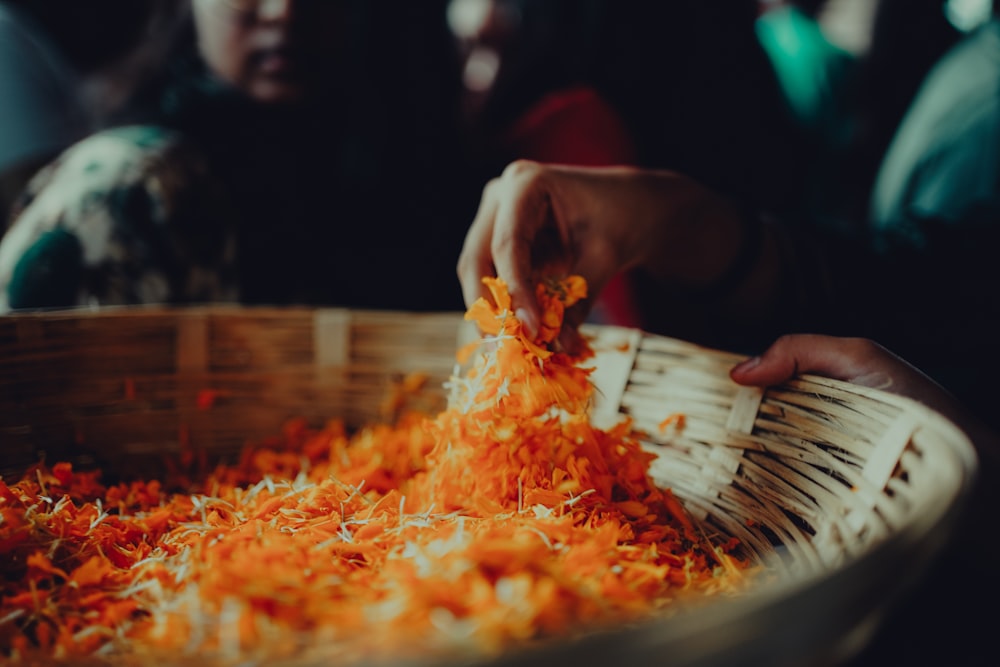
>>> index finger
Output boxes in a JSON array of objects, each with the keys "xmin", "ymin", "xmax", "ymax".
[
  {"xmin": 457, "ymin": 178, "xmax": 502, "ymax": 309},
  {"xmin": 730, "ymin": 334, "xmax": 901, "ymax": 387}
]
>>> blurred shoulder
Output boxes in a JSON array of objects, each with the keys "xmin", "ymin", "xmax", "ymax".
[
  {"xmin": 0, "ymin": 124, "xmax": 234, "ymax": 312},
  {"xmin": 10, "ymin": 125, "xmax": 211, "ymax": 223}
]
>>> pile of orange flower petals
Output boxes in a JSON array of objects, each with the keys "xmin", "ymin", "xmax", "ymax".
[{"xmin": 0, "ymin": 276, "xmax": 751, "ymax": 665}]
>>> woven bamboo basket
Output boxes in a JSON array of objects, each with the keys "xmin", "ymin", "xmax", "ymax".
[{"xmin": 0, "ymin": 305, "xmax": 979, "ymax": 667}]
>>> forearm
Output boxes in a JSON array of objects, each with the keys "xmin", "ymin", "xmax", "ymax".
[{"xmin": 629, "ymin": 177, "xmax": 788, "ymax": 334}]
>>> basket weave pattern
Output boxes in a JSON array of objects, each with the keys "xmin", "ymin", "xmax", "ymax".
[{"xmin": 0, "ymin": 306, "xmax": 978, "ymax": 666}]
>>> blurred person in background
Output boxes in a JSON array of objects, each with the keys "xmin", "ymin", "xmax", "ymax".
[
  {"xmin": 0, "ymin": 0, "xmax": 173, "ymax": 230},
  {"xmin": 851, "ymin": 0, "xmax": 969, "ymax": 220},
  {"xmin": 520, "ymin": 0, "xmax": 996, "ymax": 360},
  {"xmin": 869, "ymin": 0, "xmax": 1000, "ymax": 230},
  {"xmin": 590, "ymin": 0, "xmax": 808, "ymax": 217},
  {"xmin": 0, "ymin": 0, "xmax": 471, "ymax": 314},
  {"xmin": 755, "ymin": 0, "xmax": 964, "ymax": 227},
  {"xmin": 750, "ymin": 0, "xmax": 1000, "ymax": 433},
  {"xmin": 447, "ymin": 0, "xmax": 634, "ymax": 172},
  {"xmin": 755, "ymin": 0, "xmax": 858, "ymax": 151},
  {"xmin": 445, "ymin": 0, "xmax": 808, "ymax": 220},
  {"xmin": 445, "ymin": 0, "xmax": 812, "ymax": 330},
  {"xmin": 754, "ymin": 0, "xmax": 862, "ymax": 226},
  {"xmin": 446, "ymin": 0, "xmax": 642, "ymax": 328}
]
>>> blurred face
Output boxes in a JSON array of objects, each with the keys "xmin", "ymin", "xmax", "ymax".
[
  {"xmin": 446, "ymin": 0, "xmax": 521, "ymax": 93},
  {"xmin": 191, "ymin": 0, "xmax": 346, "ymax": 105}
]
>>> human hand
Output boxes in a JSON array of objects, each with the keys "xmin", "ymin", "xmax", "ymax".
[
  {"xmin": 456, "ymin": 160, "xmax": 732, "ymax": 349},
  {"xmin": 730, "ymin": 334, "xmax": 998, "ymax": 460},
  {"xmin": 729, "ymin": 334, "xmax": 936, "ymax": 395}
]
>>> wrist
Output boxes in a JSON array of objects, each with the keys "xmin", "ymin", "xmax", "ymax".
[
  {"xmin": 640, "ymin": 186, "xmax": 748, "ymax": 290},
  {"xmin": 689, "ymin": 204, "xmax": 764, "ymax": 301}
]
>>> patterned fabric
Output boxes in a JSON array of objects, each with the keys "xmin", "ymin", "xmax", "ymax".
[{"xmin": 0, "ymin": 125, "xmax": 237, "ymax": 312}]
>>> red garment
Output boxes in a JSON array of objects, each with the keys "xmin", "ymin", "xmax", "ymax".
[
  {"xmin": 505, "ymin": 85, "xmax": 636, "ymax": 166},
  {"xmin": 503, "ymin": 85, "xmax": 643, "ymax": 329}
]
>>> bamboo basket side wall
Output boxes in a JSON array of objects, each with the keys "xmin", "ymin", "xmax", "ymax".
[
  {"xmin": 582, "ymin": 326, "xmax": 977, "ymax": 578},
  {"xmin": 0, "ymin": 307, "xmax": 464, "ymax": 479}
]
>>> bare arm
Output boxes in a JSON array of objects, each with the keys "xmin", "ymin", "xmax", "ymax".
[{"xmin": 456, "ymin": 160, "xmax": 783, "ymax": 345}]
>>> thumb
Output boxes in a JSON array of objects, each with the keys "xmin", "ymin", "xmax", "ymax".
[{"xmin": 729, "ymin": 334, "xmax": 876, "ymax": 387}]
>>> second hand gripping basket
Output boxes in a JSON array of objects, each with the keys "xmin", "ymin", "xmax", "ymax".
[{"xmin": 0, "ymin": 305, "xmax": 979, "ymax": 667}]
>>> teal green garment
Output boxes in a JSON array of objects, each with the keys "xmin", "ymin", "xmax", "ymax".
[
  {"xmin": 7, "ymin": 227, "xmax": 83, "ymax": 309},
  {"xmin": 870, "ymin": 18, "xmax": 1000, "ymax": 242},
  {"xmin": 755, "ymin": 6, "xmax": 858, "ymax": 148}
]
